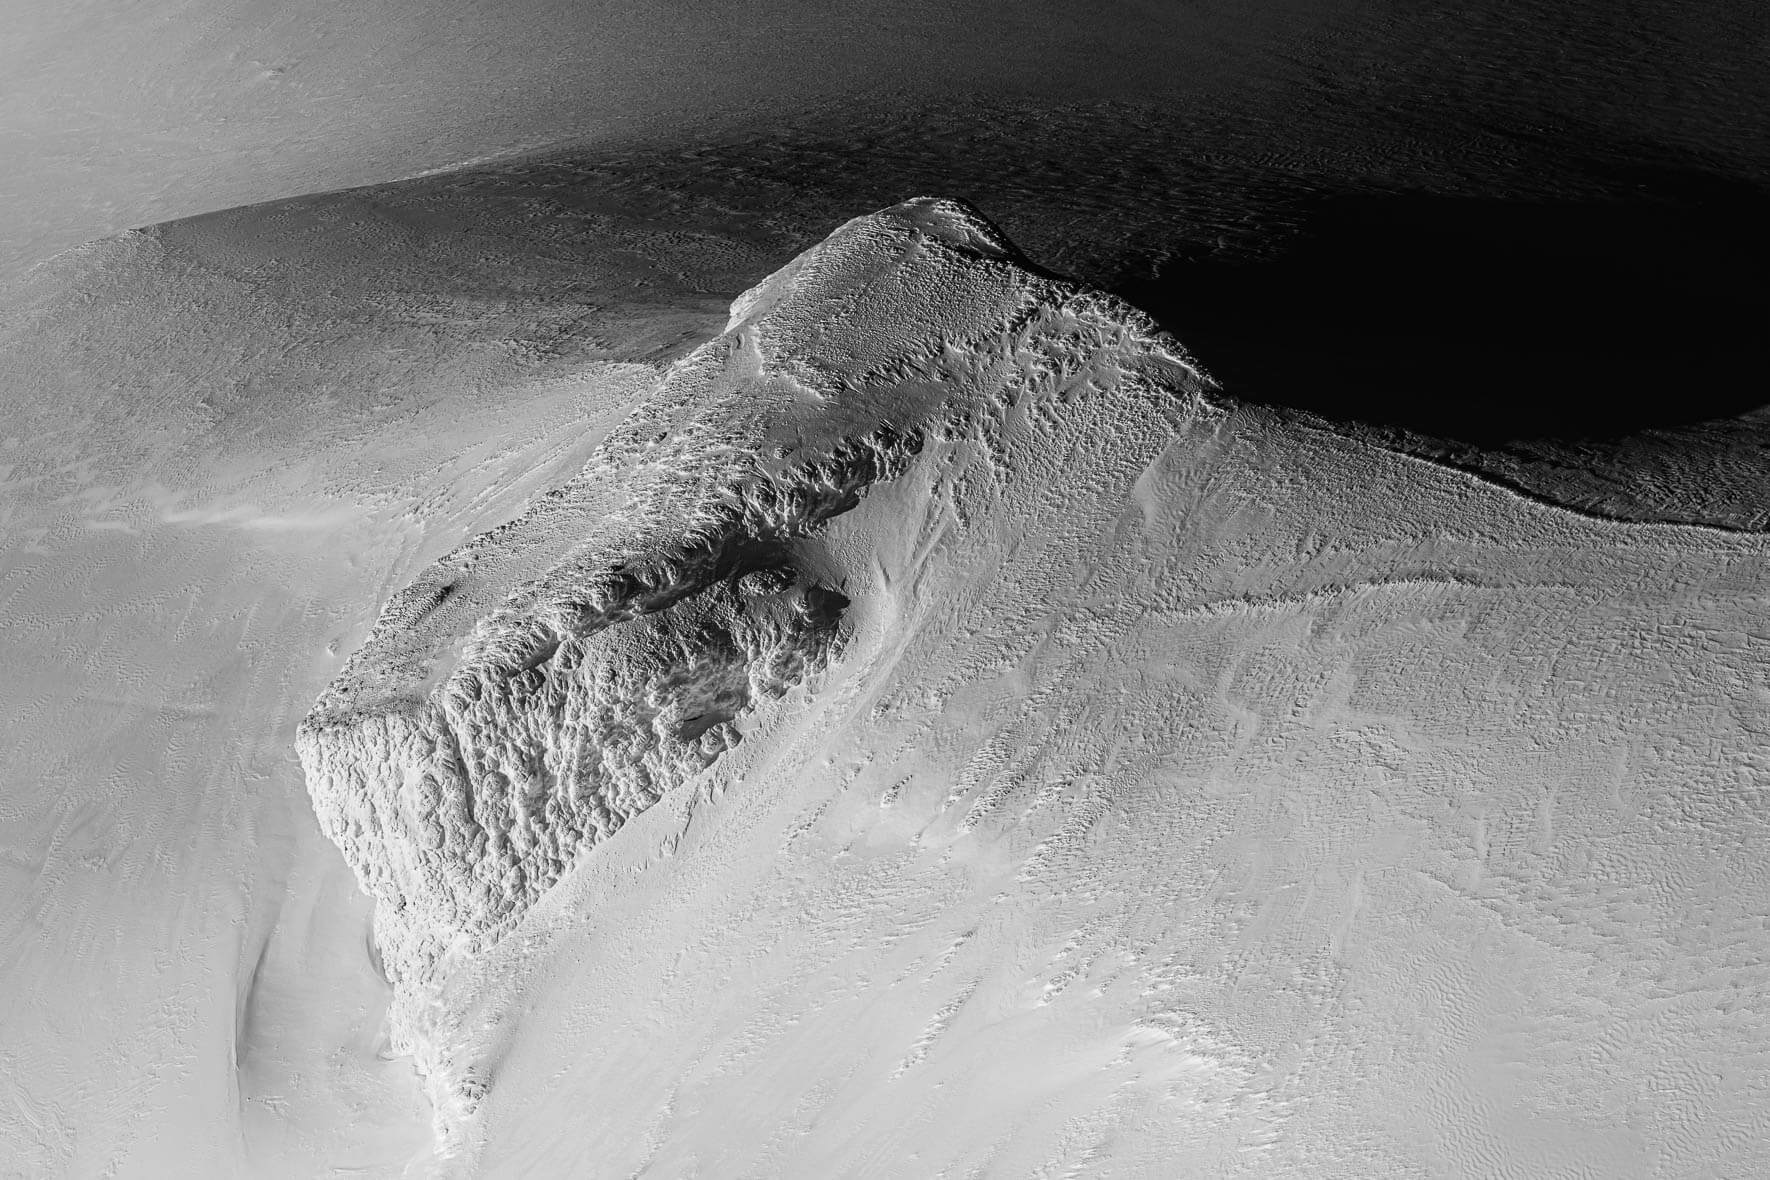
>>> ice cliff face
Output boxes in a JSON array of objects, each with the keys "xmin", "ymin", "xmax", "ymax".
[{"xmin": 296, "ymin": 198, "xmax": 1209, "ymax": 994}]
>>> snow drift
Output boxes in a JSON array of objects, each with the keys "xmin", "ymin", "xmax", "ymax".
[
  {"xmin": 295, "ymin": 199, "xmax": 1205, "ymax": 972},
  {"xmin": 298, "ymin": 198, "xmax": 1770, "ymax": 1175},
  {"xmin": 298, "ymin": 195, "xmax": 1210, "ymax": 1139}
]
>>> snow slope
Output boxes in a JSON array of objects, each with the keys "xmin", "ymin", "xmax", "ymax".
[
  {"xmin": 303, "ymin": 199, "xmax": 1770, "ymax": 1175},
  {"xmin": 0, "ymin": 217, "xmax": 685, "ymax": 1175}
]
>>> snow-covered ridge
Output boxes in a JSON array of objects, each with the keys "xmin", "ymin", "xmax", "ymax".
[
  {"xmin": 289, "ymin": 196, "xmax": 1770, "ymax": 1178},
  {"xmin": 296, "ymin": 197, "xmax": 1208, "ymax": 993}
]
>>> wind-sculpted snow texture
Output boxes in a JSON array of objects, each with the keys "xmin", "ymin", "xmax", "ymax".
[
  {"xmin": 297, "ymin": 198, "xmax": 1207, "ymax": 998},
  {"xmin": 301, "ymin": 197, "xmax": 1770, "ymax": 1176}
]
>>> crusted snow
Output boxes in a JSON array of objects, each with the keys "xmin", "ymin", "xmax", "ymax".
[
  {"xmin": 7, "ymin": 183, "xmax": 1763, "ymax": 1175},
  {"xmin": 296, "ymin": 197, "xmax": 1206, "ymax": 1063},
  {"xmin": 296, "ymin": 197, "xmax": 1770, "ymax": 1177}
]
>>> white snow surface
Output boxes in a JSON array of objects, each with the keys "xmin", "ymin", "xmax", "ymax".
[
  {"xmin": 298, "ymin": 198, "xmax": 1770, "ymax": 1176},
  {"xmin": 0, "ymin": 217, "xmax": 671, "ymax": 1175}
]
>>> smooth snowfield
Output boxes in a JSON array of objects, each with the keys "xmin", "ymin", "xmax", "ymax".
[{"xmin": 303, "ymin": 200, "xmax": 1769, "ymax": 1176}]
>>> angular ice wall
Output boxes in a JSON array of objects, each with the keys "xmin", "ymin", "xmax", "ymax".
[{"xmin": 297, "ymin": 198, "xmax": 1208, "ymax": 988}]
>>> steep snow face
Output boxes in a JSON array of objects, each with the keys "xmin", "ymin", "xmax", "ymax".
[{"xmin": 296, "ymin": 198, "xmax": 1206, "ymax": 1000}]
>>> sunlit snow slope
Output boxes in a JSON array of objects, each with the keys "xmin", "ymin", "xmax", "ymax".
[
  {"xmin": 0, "ymin": 218, "xmax": 686, "ymax": 1176},
  {"xmin": 304, "ymin": 198, "xmax": 1770, "ymax": 1176}
]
